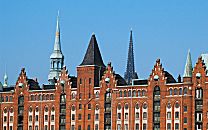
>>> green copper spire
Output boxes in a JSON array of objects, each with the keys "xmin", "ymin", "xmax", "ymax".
[{"xmin": 183, "ymin": 49, "xmax": 193, "ymax": 77}]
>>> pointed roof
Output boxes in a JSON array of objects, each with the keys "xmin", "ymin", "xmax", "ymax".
[
  {"xmin": 124, "ymin": 30, "xmax": 138, "ymax": 84},
  {"xmin": 50, "ymin": 11, "xmax": 63, "ymax": 59},
  {"xmin": 80, "ymin": 34, "xmax": 105, "ymax": 67},
  {"xmin": 183, "ymin": 49, "xmax": 193, "ymax": 77}
]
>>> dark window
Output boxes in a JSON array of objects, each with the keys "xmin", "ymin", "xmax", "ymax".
[
  {"xmin": 9, "ymin": 126, "xmax": 12, "ymax": 130},
  {"xmin": 117, "ymin": 113, "xmax": 121, "ymax": 119},
  {"xmin": 128, "ymin": 90, "xmax": 131, "ymax": 97},
  {"xmin": 167, "ymin": 123, "xmax": 171, "ymax": 130},
  {"xmin": 78, "ymin": 114, "xmax": 82, "ymax": 120},
  {"xmin": 80, "ymin": 78, "xmax": 82, "ymax": 84},
  {"xmin": 175, "ymin": 112, "xmax": 179, "ymax": 119},
  {"xmin": 95, "ymin": 124, "xmax": 98, "ymax": 130},
  {"xmin": 136, "ymin": 124, "xmax": 139, "ymax": 130},
  {"xmin": 9, "ymin": 96, "xmax": 13, "ymax": 102},
  {"xmin": 10, "ymin": 116, "xmax": 13, "ymax": 122},
  {"xmin": 88, "ymin": 104, "xmax": 91, "ymax": 109},
  {"xmin": 179, "ymin": 88, "xmax": 183, "ymax": 95},
  {"xmin": 51, "ymin": 115, "xmax": 55, "ymax": 121},
  {"xmin": 95, "ymin": 91, "xmax": 99, "ymax": 98},
  {"xmin": 79, "ymin": 104, "xmax": 82, "ymax": 109},
  {"xmin": 29, "ymin": 126, "xmax": 32, "ymax": 130},
  {"xmin": 132, "ymin": 90, "xmax": 136, "ymax": 97},
  {"xmin": 29, "ymin": 115, "xmax": 32, "ymax": 121},
  {"xmin": 44, "ymin": 125, "xmax": 48, "ymax": 130},
  {"xmin": 119, "ymin": 91, "xmax": 122, "ymax": 97},
  {"xmin": 169, "ymin": 88, "xmax": 172, "ymax": 95},
  {"xmin": 45, "ymin": 115, "xmax": 48, "ymax": 121},
  {"xmin": 71, "ymin": 125, "xmax": 75, "ymax": 130},
  {"xmin": 143, "ymin": 112, "xmax": 147, "ymax": 119},
  {"xmin": 95, "ymin": 114, "xmax": 99, "ymax": 120},
  {"xmin": 124, "ymin": 90, "xmax": 127, "ymax": 97},
  {"xmin": 35, "ymin": 115, "xmax": 38, "ymax": 121},
  {"xmin": 88, "ymin": 114, "xmax": 91, "ymax": 120},
  {"xmin": 143, "ymin": 123, "xmax": 147, "ymax": 130},
  {"xmin": 184, "ymin": 117, "xmax": 187, "ymax": 124},
  {"xmin": 51, "ymin": 125, "xmax": 54, "ymax": 130},
  {"xmin": 4, "ymin": 116, "xmax": 7, "ymax": 122},
  {"xmin": 184, "ymin": 106, "xmax": 187, "ymax": 112},
  {"xmin": 125, "ymin": 113, "xmax": 128, "ymax": 119},
  {"xmin": 78, "ymin": 125, "xmax": 81, "ymax": 130},
  {"xmin": 87, "ymin": 125, "xmax": 90, "ymax": 130},
  {"xmin": 72, "ymin": 114, "xmax": 75, "ymax": 120},
  {"xmin": 35, "ymin": 126, "xmax": 38, "ymax": 130},
  {"xmin": 142, "ymin": 90, "xmax": 146, "ymax": 96},
  {"xmin": 184, "ymin": 88, "xmax": 188, "ymax": 95},
  {"xmin": 136, "ymin": 112, "xmax": 139, "ymax": 119},
  {"xmin": 175, "ymin": 123, "xmax": 179, "ymax": 130},
  {"xmin": 174, "ymin": 88, "xmax": 178, "ymax": 95}
]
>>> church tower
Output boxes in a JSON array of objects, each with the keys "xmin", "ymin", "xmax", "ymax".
[
  {"xmin": 48, "ymin": 12, "xmax": 64, "ymax": 84},
  {"xmin": 124, "ymin": 30, "xmax": 138, "ymax": 85}
]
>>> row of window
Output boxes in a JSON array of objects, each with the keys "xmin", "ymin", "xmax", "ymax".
[
  {"xmin": 30, "ymin": 94, "xmax": 55, "ymax": 101},
  {"xmin": 119, "ymin": 90, "xmax": 147, "ymax": 97},
  {"xmin": 28, "ymin": 106, "xmax": 55, "ymax": 112},
  {"xmin": 28, "ymin": 125, "xmax": 55, "ymax": 130},
  {"xmin": 28, "ymin": 114, "xmax": 55, "ymax": 122},
  {"xmin": 168, "ymin": 87, "xmax": 188, "ymax": 96},
  {"xmin": 0, "ymin": 96, "xmax": 13, "ymax": 102},
  {"xmin": 117, "ymin": 103, "xmax": 147, "ymax": 110},
  {"xmin": 117, "ymin": 112, "xmax": 145, "ymax": 120},
  {"xmin": 117, "ymin": 123, "xmax": 147, "ymax": 130}
]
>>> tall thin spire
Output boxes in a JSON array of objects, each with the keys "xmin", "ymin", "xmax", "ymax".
[
  {"xmin": 183, "ymin": 49, "xmax": 193, "ymax": 77},
  {"xmin": 48, "ymin": 11, "xmax": 64, "ymax": 84},
  {"xmin": 3, "ymin": 64, "xmax": 8, "ymax": 87},
  {"xmin": 124, "ymin": 30, "xmax": 138, "ymax": 84}
]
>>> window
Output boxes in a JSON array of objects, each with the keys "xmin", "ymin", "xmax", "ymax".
[
  {"xmin": 132, "ymin": 90, "xmax": 136, "ymax": 97},
  {"xmin": 167, "ymin": 112, "xmax": 171, "ymax": 119},
  {"xmin": 119, "ymin": 91, "xmax": 122, "ymax": 97},
  {"xmin": 78, "ymin": 125, "xmax": 81, "ymax": 130},
  {"xmin": 175, "ymin": 102, "xmax": 180, "ymax": 108},
  {"xmin": 179, "ymin": 88, "xmax": 183, "ymax": 95},
  {"xmin": 95, "ymin": 91, "xmax": 99, "ymax": 98},
  {"xmin": 50, "ymin": 94, "xmax": 54, "ymax": 100},
  {"xmin": 117, "ymin": 124, "xmax": 121, "ymax": 130},
  {"xmin": 128, "ymin": 90, "xmax": 131, "ymax": 97},
  {"xmin": 124, "ymin": 91, "xmax": 127, "ymax": 97},
  {"xmin": 135, "ymin": 124, "xmax": 139, "ymax": 130},
  {"xmin": 29, "ymin": 126, "xmax": 32, "ymax": 130},
  {"xmin": 72, "ymin": 114, "xmax": 75, "ymax": 120},
  {"xmin": 125, "ymin": 113, "xmax": 128, "ymax": 120},
  {"xmin": 135, "ymin": 103, "xmax": 139, "ymax": 109},
  {"xmin": 45, "ymin": 115, "xmax": 48, "ymax": 121},
  {"xmin": 88, "ymin": 104, "xmax": 91, "ymax": 109},
  {"xmin": 142, "ymin": 90, "xmax": 146, "ymax": 96},
  {"xmin": 184, "ymin": 106, "xmax": 187, "ymax": 112},
  {"xmin": 79, "ymin": 104, "xmax": 82, "ymax": 109},
  {"xmin": 88, "ymin": 114, "xmax": 91, "ymax": 120},
  {"xmin": 167, "ymin": 123, "xmax": 171, "ymax": 130},
  {"xmin": 184, "ymin": 87, "xmax": 188, "ymax": 95},
  {"xmin": 29, "ymin": 115, "xmax": 32, "ymax": 121},
  {"xmin": 9, "ymin": 96, "xmax": 13, "ymax": 102},
  {"xmin": 89, "ymin": 78, "xmax": 92, "ymax": 84},
  {"xmin": 95, "ymin": 114, "xmax": 99, "ymax": 120},
  {"xmin": 51, "ymin": 115, "xmax": 55, "ymax": 121},
  {"xmin": 125, "ymin": 104, "xmax": 128, "ymax": 109},
  {"xmin": 51, "ymin": 125, "xmax": 55, "ymax": 130},
  {"xmin": 143, "ymin": 123, "xmax": 147, "ymax": 130},
  {"xmin": 35, "ymin": 126, "xmax": 38, "ymax": 130},
  {"xmin": 184, "ymin": 117, "xmax": 187, "ymax": 124},
  {"xmin": 175, "ymin": 123, "xmax": 179, "ymax": 130},
  {"xmin": 71, "ymin": 93, "xmax": 75, "ymax": 99},
  {"xmin": 143, "ymin": 112, "xmax": 147, "ymax": 119},
  {"xmin": 136, "ymin": 112, "xmax": 139, "ymax": 119},
  {"xmin": 169, "ymin": 88, "xmax": 172, "ymax": 95},
  {"xmin": 175, "ymin": 112, "xmax": 179, "ymax": 119},
  {"xmin": 10, "ymin": 116, "xmax": 13, "ymax": 122},
  {"xmin": 4, "ymin": 126, "xmax": 6, "ymax": 130},
  {"xmin": 143, "ymin": 103, "xmax": 147, "ymax": 109},
  {"xmin": 125, "ymin": 124, "xmax": 128, "ymax": 130},
  {"xmin": 80, "ymin": 78, "xmax": 82, "ymax": 84},
  {"xmin": 4, "ymin": 116, "xmax": 7, "ymax": 122},
  {"xmin": 117, "ymin": 113, "xmax": 121, "ymax": 119},
  {"xmin": 95, "ymin": 124, "xmax": 98, "ymax": 130},
  {"xmin": 117, "ymin": 104, "xmax": 121, "ymax": 110},
  {"xmin": 9, "ymin": 126, "xmax": 12, "ymax": 130},
  {"xmin": 44, "ymin": 125, "xmax": 48, "ymax": 130},
  {"xmin": 78, "ymin": 114, "xmax": 82, "ymax": 120},
  {"xmin": 87, "ymin": 125, "xmax": 90, "ymax": 130},
  {"xmin": 35, "ymin": 115, "xmax": 39, "ymax": 121},
  {"xmin": 174, "ymin": 88, "xmax": 178, "ymax": 95},
  {"xmin": 138, "ymin": 90, "xmax": 141, "ymax": 97},
  {"xmin": 71, "ymin": 125, "xmax": 75, "ymax": 130}
]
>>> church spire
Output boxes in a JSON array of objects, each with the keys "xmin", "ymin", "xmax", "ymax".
[
  {"xmin": 48, "ymin": 11, "xmax": 64, "ymax": 84},
  {"xmin": 183, "ymin": 49, "xmax": 193, "ymax": 77},
  {"xmin": 3, "ymin": 64, "xmax": 8, "ymax": 87},
  {"xmin": 124, "ymin": 29, "xmax": 138, "ymax": 85}
]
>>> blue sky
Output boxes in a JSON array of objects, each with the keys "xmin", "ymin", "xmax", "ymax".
[{"xmin": 0, "ymin": 0, "xmax": 208, "ymax": 85}]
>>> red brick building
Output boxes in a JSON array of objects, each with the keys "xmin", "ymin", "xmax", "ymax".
[{"xmin": 0, "ymin": 15, "xmax": 208, "ymax": 130}]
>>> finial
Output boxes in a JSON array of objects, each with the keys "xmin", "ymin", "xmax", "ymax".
[{"xmin": 92, "ymin": 32, "xmax": 95, "ymax": 36}]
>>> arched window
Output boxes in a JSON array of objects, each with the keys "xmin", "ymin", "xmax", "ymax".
[
  {"xmin": 143, "ymin": 103, "xmax": 147, "ymax": 109},
  {"xmin": 124, "ymin": 90, "xmax": 127, "ymax": 97},
  {"xmin": 125, "ymin": 103, "xmax": 128, "ymax": 110},
  {"xmin": 175, "ymin": 102, "xmax": 180, "ymax": 108},
  {"xmin": 46, "ymin": 94, "xmax": 49, "ymax": 100},
  {"xmin": 72, "ymin": 93, "xmax": 76, "ymax": 99},
  {"xmin": 174, "ymin": 88, "xmax": 178, "ymax": 95},
  {"xmin": 132, "ymin": 90, "xmax": 136, "ymax": 97},
  {"xmin": 184, "ymin": 88, "xmax": 188, "ymax": 95},
  {"xmin": 138, "ymin": 90, "xmax": 141, "ymax": 97},
  {"xmin": 169, "ymin": 88, "xmax": 172, "ymax": 95},
  {"xmin": 128, "ymin": 90, "xmax": 132, "ymax": 97},
  {"xmin": 142, "ymin": 90, "xmax": 146, "ymax": 96},
  {"xmin": 119, "ymin": 91, "xmax": 122, "ymax": 97},
  {"xmin": 95, "ymin": 92, "xmax": 99, "ymax": 98},
  {"xmin": 31, "ymin": 95, "xmax": 35, "ymax": 101},
  {"xmin": 179, "ymin": 88, "xmax": 183, "ymax": 95},
  {"xmin": 5, "ymin": 96, "xmax": 8, "ymax": 102},
  {"xmin": 60, "ymin": 94, "xmax": 66, "ymax": 103},
  {"xmin": 71, "ymin": 105, "xmax": 75, "ymax": 111},
  {"xmin": 50, "ymin": 94, "xmax": 54, "ymax": 100},
  {"xmin": 45, "ymin": 106, "xmax": 48, "ymax": 112},
  {"xmin": 42, "ymin": 95, "xmax": 46, "ymax": 100},
  {"xmin": 135, "ymin": 103, "xmax": 139, "ymax": 109},
  {"xmin": 117, "ymin": 104, "xmax": 121, "ymax": 110},
  {"xmin": 38, "ymin": 94, "xmax": 41, "ymax": 101}
]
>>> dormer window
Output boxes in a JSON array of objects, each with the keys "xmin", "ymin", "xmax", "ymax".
[
  {"xmin": 196, "ymin": 73, "xmax": 201, "ymax": 79},
  {"xmin": 154, "ymin": 75, "xmax": 159, "ymax": 81},
  {"xmin": 105, "ymin": 77, "xmax": 110, "ymax": 84}
]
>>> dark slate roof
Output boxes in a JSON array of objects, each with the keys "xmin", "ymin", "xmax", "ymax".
[
  {"xmin": 27, "ymin": 79, "xmax": 41, "ymax": 90},
  {"xmin": 164, "ymin": 71, "xmax": 176, "ymax": 83},
  {"xmin": 80, "ymin": 34, "xmax": 105, "ymax": 67},
  {"xmin": 133, "ymin": 79, "xmax": 148, "ymax": 85},
  {"xmin": 42, "ymin": 84, "xmax": 55, "ymax": 90},
  {"xmin": 2, "ymin": 86, "xmax": 15, "ymax": 92},
  {"xmin": 115, "ymin": 74, "xmax": 127, "ymax": 86}
]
